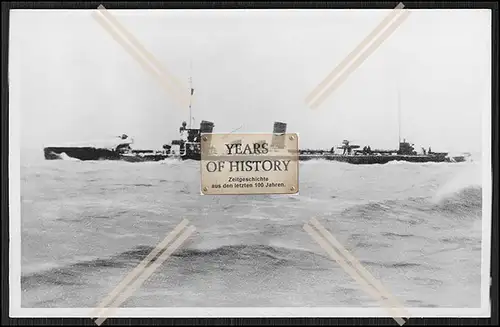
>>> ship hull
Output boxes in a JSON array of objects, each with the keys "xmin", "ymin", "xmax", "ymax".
[
  {"xmin": 44, "ymin": 147, "xmax": 466, "ymax": 164},
  {"xmin": 44, "ymin": 147, "xmax": 122, "ymax": 161},
  {"xmin": 119, "ymin": 154, "xmax": 170, "ymax": 162},
  {"xmin": 180, "ymin": 153, "xmax": 201, "ymax": 161},
  {"xmin": 43, "ymin": 146, "xmax": 199, "ymax": 162},
  {"xmin": 299, "ymin": 154, "xmax": 466, "ymax": 164}
]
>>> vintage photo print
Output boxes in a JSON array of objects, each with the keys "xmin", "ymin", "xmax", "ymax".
[{"xmin": 8, "ymin": 4, "xmax": 492, "ymax": 322}]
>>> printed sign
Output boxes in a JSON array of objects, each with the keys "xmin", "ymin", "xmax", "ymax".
[{"xmin": 200, "ymin": 133, "xmax": 299, "ymax": 195}]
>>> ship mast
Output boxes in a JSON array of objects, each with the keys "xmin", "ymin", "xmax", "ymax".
[
  {"xmin": 398, "ymin": 89, "xmax": 401, "ymax": 144},
  {"xmin": 188, "ymin": 60, "xmax": 193, "ymax": 129}
]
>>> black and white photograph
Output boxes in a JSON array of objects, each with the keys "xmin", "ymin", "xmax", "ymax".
[{"xmin": 8, "ymin": 4, "xmax": 492, "ymax": 320}]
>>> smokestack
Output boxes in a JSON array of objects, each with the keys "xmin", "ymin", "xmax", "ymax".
[
  {"xmin": 273, "ymin": 122, "xmax": 287, "ymax": 135},
  {"xmin": 200, "ymin": 120, "xmax": 214, "ymax": 134},
  {"xmin": 271, "ymin": 121, "xmax": 287, "ymax": 149}
]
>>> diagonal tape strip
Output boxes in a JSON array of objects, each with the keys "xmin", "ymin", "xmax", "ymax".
[
  {"xmin": 92, "ymin": 10, "xmax": 189, "ymax": 108},
  {"xmin": 94, "ymin": 225, "xmax": 196, "ymax": 325},
  {"xmin": 304, "ymin": 223, "xmax": 408, "ymax": 325},
  {"xmin": 90, "ymin": 219, "xmax": 190, "ymax": 318},
  {"xmin": 308, "ymin": 9, "xmax": 410, "ymax": 109},
  {"xmin": 310, "ymin": 217, "xmax": 411, "ymax": 318},
  {"xmin": 96, "ymin": 5, "xmax": 186, "ymax": 91},
  {"xmin": 306, "ymin": 2, "xmax": 406, "ymax": 104}
]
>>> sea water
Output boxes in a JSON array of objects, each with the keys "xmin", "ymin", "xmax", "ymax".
[{"xmin": 19, "ymin": 155, "xmax": 483, "ymax": 308}]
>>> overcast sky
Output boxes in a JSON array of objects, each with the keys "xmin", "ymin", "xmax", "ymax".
[{"xmin": 10, "ymin": 8, "xmax": 491, "ymax": 155}]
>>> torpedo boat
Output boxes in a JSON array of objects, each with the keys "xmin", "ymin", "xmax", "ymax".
[
  {"xmin": 43, "ymin": 120, "xmax": 214, "ymax": 162},
  {"xmin": 43, "ymin": 120, "xmax": 468, "ymax": 164}
]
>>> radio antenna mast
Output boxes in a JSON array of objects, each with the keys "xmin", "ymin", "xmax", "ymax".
[
  {"xmin": 398, "ymin": 89, "xmax": 402, "ymax": 144},
  {"xmin": 188, "ymin": 60, "xmax": 193, "ymax": 129}
]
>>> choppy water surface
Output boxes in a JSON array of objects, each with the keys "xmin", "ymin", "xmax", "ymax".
[{"xmin": 20, "ymin": 156, "xmax": 483, "ymax": 308}]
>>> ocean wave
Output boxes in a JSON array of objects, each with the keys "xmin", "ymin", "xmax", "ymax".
[
  {"xmin": 341, "ymin": 201, "xmax": 396, "ymax": 220},
  {"xmin": 381, "ymin": 232, "xmax": 415, "ymax": 238},
  {"xmin": 384, "ymin": 160, "xmax": 470, "ymax": 166},
  {"xmin": 21, "ymin": 255, "xmax": 130, "ymax": 290},
  {"xmin": 432, "ymin": 163, "xmax": 482, "ymax": 201},
  {"xmin": 433, "ymin": 186, "xmax": 482, "ymax": 216},
  {"xmin": 21, "ymin": 244, "xmax": 329, "ymax": 291},
  {"xmin": 171, "ymin": 244, "xmax": 326, "ymax": 267},
  {"xmin": 341, "ymin": 185, "xmax": 481, "ymax": 221},
  {"xmin": 58, "ymin": 152, "xmax": 81, "ymax": 161},
  {"xmin": 362, "ymin": 260, "xmax": 423, "ymax": 269},
  {"xmin": 159, "ymin": 158, "xmax": 184, "ymax": 165}
]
